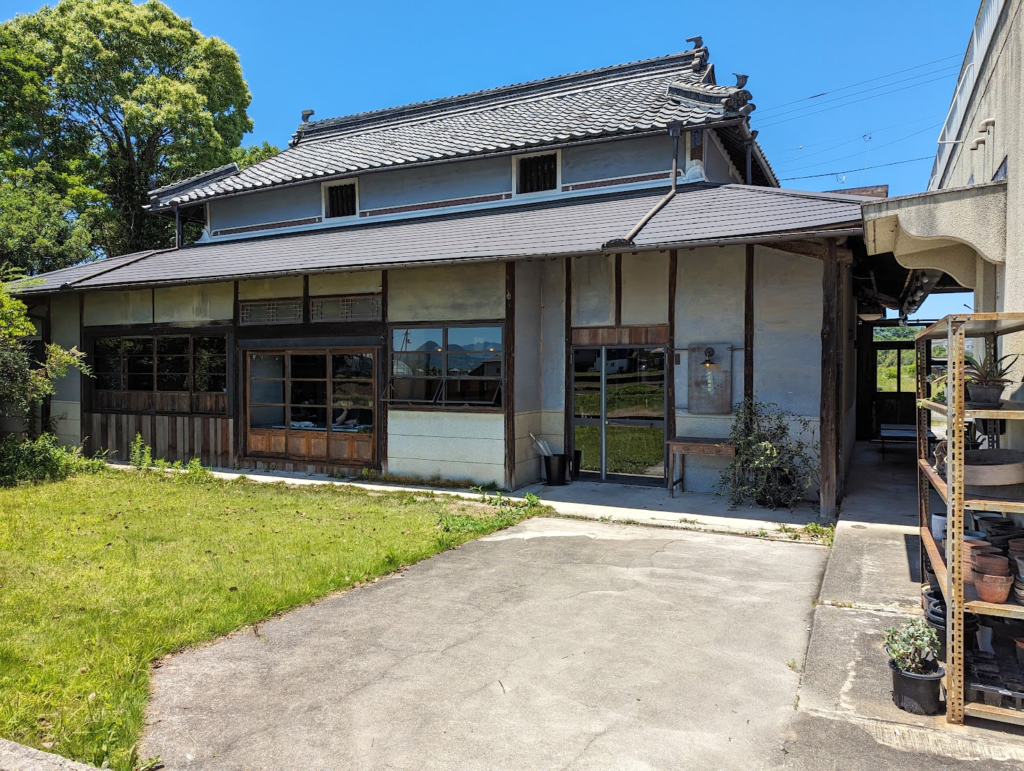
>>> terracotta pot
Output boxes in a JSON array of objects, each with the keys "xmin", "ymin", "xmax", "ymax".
[
  {"xmin": 964, "ymin": 449, "xmax": 1024, "ymax": 486},
  {"xmin": 974, "ymin": 573, "xmax": 1013, "ymax": 603},
  {"xmin": 975, "ymin": 555, "xmax": 1011, "ymax": 575}
]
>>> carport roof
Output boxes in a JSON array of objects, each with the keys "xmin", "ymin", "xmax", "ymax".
[{"xmin": 17, "ymin": 184, "xmax": 865, "ymax": 294}]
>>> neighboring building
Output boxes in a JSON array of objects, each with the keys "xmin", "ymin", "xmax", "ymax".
[
  {"xmin": 862, "ymin": 0, "xmax": 1022, "ymax": 442},
  {"xmin": 14, "ymin": 41, "xmax": 915, "ymax": 513}
]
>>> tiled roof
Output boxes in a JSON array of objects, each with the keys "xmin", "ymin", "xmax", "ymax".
[
  {"xmin": 150, "ymin": 46, "xmax": 760, "ymax": 209},
  {"xmin": 22, "ymin": 184, "xmax": 863, "ymax": 294}
]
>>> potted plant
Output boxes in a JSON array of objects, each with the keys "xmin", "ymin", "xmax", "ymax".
[
  {"xmin": 965, "ymin": 353, "xmax": 1020, "ymax": 406},
  {"xmin": 884, "ymin": 618, "xmax": 944, "ymax": 715}
]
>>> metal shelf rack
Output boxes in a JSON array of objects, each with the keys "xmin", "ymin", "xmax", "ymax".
[{"xmin": 916, "ymin": 312, "xmax": 1024, "ymax": 726}]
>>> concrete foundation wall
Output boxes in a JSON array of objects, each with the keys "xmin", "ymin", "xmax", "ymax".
[{"xmin": 386, "ymin": 411, "xmax": 504, "ymax": 486}]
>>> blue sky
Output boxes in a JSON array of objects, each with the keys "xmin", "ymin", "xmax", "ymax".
[{"xmin": 2, "ymin": 0, "xmax": 979, "ymax": 317}]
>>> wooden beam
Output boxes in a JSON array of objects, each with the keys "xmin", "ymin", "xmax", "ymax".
[
  {"xmin": 836, "ymin": 262, "xmax": 847, "ymax": 500},
  {"xmin": 820, "ymin": 237, "xmax": 840, "ymax": 518},
  {"xmin": 379, "ymin": 269, "xmax": 389, "ymax": 471},
  {"xmin": 614, "ymin": 253, "xmax": 623, "ymax": 326},
  {"xmin": 767, "ymin": 240, "xmax": 854, "ymax": 263},
  {"xmin": 504, "ymin": 261, "xmax": 516, "ymax": 491},
  {"xmin": 744, "ymin": 244, "xmax": 755, "ymax": 402},
  {"xmin": 667, "ymin": 250, "xmax": 677, "ymax": 443},
  {"xmin": 564, "ymin": 258, "xmax": 573, "ymax": 466}
]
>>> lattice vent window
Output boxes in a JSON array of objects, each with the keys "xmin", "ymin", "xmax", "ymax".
[
  {"xmin": 310, "ymin": 295, "xmax": 382, "ymax": 323},
  {"xmin": 239, "ymin": 299, "xmax": 303, "ymax": 325}
]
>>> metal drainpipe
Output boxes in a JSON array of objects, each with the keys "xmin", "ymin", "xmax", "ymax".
[
  {"xmin": 174, "ymin": 205, "xmax": 183, "ymax": 249},
  {"xmin": 610, "ymin": 126, "xmax": 682, "ymax": 247}
]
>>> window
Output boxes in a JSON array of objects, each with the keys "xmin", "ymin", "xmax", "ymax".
[
  {"xmin": 515, "ymin": 152, "xmax": 559, "ymax": 194},
  {"xmin": 993, "ymin": 156, "xmax": 1008, "ymax": 182},
  {"xmin": 247, "ymin": 351, "xmax": 375, "ymax": 433},
  {"xmin": 324, "ymin": 181, "xmax": 357, "ymax": 219},
  {"xmin": 387, "ymin": 326, "xmax": 503, "ymax": 407},
  {"xmin": 92, "ymin": 334, "xmax": 228, "ymax": 394},
  {"xmin": 310, "ymin": 295, "xmax": 381, "ymax": 322},
  {"xmin": 239, "ymin": 299, "xmax": 302, "ymax": 325}
]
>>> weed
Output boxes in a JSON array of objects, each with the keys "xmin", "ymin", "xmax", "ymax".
[
  {"xmin": 755, "ymin": 528, "xmax": 769, "ymax": 538},
  {"xmin": 128, "ymin": 433, "xmax": 152, "ymax": 469},
  {"xmin": 802, "ymin": 522, "xmax": 835, "ymax": 547},
  {"xmin": 620, "ymin": 518, "xmax": 639, "ymax": 525},
  {"xmin": 679, "ymin": 517, "xmax": 698, "ymax": 524},
  {"xmin": 786, "ymin": 658, "xmax": 802, "ymax": 673}
]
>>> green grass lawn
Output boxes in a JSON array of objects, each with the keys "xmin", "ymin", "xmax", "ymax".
[{"xmin": 0, "ymin": 468, "xmax": 541, "ymax": 769}]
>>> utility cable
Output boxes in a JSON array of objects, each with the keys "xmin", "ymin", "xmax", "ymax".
[
  {"xmin": 759, "ymin": 73, "xmax": 957, "ymax": 129},
  {"xmin": 756, "ymin": 53, "xmax": 962, "ymax": 115},
  {"xmin": 775, "ymin": 123, "xmax": 941, "ymax": 172},
  {"xmin": 779, "ymin": 156, "xmax": 933, "ymax": 181},
  {"xmin": 770, "ymin": 114, "xmax": 946, "ymax": 156}
]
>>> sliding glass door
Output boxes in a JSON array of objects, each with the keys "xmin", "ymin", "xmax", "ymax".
[{"xmin": 572, "ymin": 346, "xmax": 666, "ymax": 483}]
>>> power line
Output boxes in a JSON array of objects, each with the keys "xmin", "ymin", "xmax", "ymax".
[
  {"xmin": 770, "ymin": 114, "xmax": 946, "ymax": 156},
  {"xmin": 756, "ymin": 65, "xmax": 958, "ymax": 122},
  {"xmin": 758, "ymin": 73, "xmax": 957, "ymax": 129},
  {"xmin": 779, "ymin": 156, "xmax": 933, "ymax": 181},
  {"xmin": 756, "ymin": 53, "xmax": 962, "ymax": 115},
  {"xmin": 775, "ymin": 123, "xmax": 941, "ymax": 172}
]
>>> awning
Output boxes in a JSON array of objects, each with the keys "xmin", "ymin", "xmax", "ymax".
[
  {"xmin": 17, "ymin": 183, "xmax": 865, "ymax": 294},
  {"xmin": 862, "ymin": 181, "xmax": 1006, "ymax": 289}
]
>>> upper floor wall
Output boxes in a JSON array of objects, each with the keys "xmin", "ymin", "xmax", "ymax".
[{"xmin": 205, "ymin": 130, "xmax": 743, "ymax": 241}]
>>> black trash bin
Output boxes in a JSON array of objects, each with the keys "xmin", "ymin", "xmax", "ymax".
[
  {"xmin": 543, "ymin": 453, "xmax": 568, "ymax": 486},
  {"xmin": 572, "ymin": 449, "xmax": 582, "ymax": 480}
]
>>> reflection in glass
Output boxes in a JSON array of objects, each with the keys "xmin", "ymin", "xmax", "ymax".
[
  {"xmin": 392, "ymin": 328, "xmax": 443, "ymax": 353},
  {"xmin": 605, "ymin": 348, "xmax": 664, "ymax": 420},
  {"xmin": 573, "ymin": 349, "xmax": 601, "ymax": 419},
  {"xmin": 250, "ymin": 354, "xmax": 284, "ymax": 378},
  {"xmin": 291, "ymin": 380, "xmax": 327, "ymax": 406},
  {"xmin": 157, "ymin": 337, "xmax": 189, "ymax": 356},
  {"xmin": 447, "ymin": 327, "xmax": 502, "ymax": 352},
  {"xmin": 574, "ymin": 425, "xmax": 601, "ymax": 472},
  {"xmin": 332, "ymin": 379, "xmax": 373, "ymax": 408},
  {"xmin": 291, "ymin": 354, "xmax": 327, "ymax": 379},
  {"xmin": 392, "ymin": 352, "xmax": 441, "ymax": 376},
  {"xmin": 289, "ymin": 406, "xmax": 327, "ymax": 429},
  {"xmin": 445, "ymin": 379, "xmax": 500, "ymax": 405},
  {"xmin": 606, "ymin": 426, "xmax": 664, "ymax": 477},
  {"xmin": 447, "ymin": 352, "xmax": 501, "ymax": 377},
  {"xmin": 250, "ymin": 405, "xmax": 285, "ymax": 428},
  {"xmin": 332, "ymin": 353, "xmax": 373, "ymax": 379},
  {"xmin": 392, "ymin": 379, "xmax": 441, "ymax": 402},
  {"xmin": 251, "ymin": 379, "xmax": 284, "ymax": 404}
]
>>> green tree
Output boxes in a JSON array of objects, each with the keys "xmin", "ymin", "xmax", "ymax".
[
  {"xmin": 231, "ymin": 141, "xmax": 280, "ymax": 169},
  {"xmin": 1, "ymin": 267, "xmax": 90, "ymax": 430},
  {"xmin": 1, "ymin": 0, "xmax": 253, "ymax": 257},
  {"xmin": 0, "ymin": 163, "xmax": 103, "ymax": 274}
]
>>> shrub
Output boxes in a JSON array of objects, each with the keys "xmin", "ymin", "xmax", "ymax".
[
  {"xmin": 716, "ymin": 398, "xmax": 819, "ymax": 510},
  {"xmin": 884, "ymin": 618, "xmax": 940, "ymax": 674},
  {"xmin": 0, "ymin": 433, "xmax": 101, "ymax": 487}
]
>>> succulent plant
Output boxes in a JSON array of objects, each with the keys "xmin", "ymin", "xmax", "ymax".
[
  {"xmin": 884, "ymin": 618, "xmax": 940, "ymax": 674},
  {"xmin": 965, "ymin": 353, "xmax": 1021, "ymax": 386}
]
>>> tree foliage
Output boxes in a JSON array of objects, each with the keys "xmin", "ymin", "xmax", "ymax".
[
  {"xmin": 0, "ymin": 0, "xmax": 253, "ymax": 260},
  {"xmin": 231, "ymin": 141, "xmax": 280, "ymax": 169},
  {"xmin": 1, "ymin": 267, "xmax": 90, "ymax": 429}
]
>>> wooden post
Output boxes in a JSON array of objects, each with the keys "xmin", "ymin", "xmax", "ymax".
[
  {"xmin": 504, "ymin": 261, "xmax": 516, "ymax": 491},
  {"xmin": 379, "ymin": 269, "xmax": 389, "ymax": 471},
  {"xmin": 667, "ymin": 250, "xmax": 678, "ymax": 445},
  {"xmin": 744, "ymin": 244, "xmax": 755, "ymax": 402},
  {"xmin": 564, "ymin": 258, "xmax": 573, "ymax": 462},
  {"xmin": 819, "ymin": 238, "xmax": 840, "ymax": 518}
]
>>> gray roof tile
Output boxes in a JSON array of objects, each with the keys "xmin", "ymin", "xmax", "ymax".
[
  {"xmin": 21, "ymin": 185, "xmax": 862, "ymax": 294},
  {"xmin": 151, "ymin": 50, "xmax": 757, "ymax": 208}
]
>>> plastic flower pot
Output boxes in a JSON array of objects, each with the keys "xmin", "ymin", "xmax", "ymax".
[
  {"xmin": 930, "ymin": 514, "xmax": 947, "ymax": 542},
  {"xmin": 888, "ymin": 659, "xmax": 945, "ymax": 716}
]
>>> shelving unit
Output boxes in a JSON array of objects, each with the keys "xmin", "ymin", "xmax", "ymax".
[{"xmin": 915, "ymin": 312, "xmax": 1024, "ymax": 726}]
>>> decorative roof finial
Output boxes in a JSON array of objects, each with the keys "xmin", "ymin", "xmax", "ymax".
[
  {"xmin": 301, "ymin": 109, "xmax": 315, "ymax": 123},
  {"xmin": 685, "ymin": 35, "xmax": 704, "ymax": 50},
  {"xmin": 733, "ymin": 73, "xmax": 748, "ymax": 89}
]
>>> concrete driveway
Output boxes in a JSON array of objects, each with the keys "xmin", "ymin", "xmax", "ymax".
[{"xmin": 143, "ymin": 518, "xmax": 827, "ymax": 769}]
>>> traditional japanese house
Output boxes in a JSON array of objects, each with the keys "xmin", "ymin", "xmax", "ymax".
[{"xmin": 14, "ymin": 40, "xmax": 896, "ymax": 514}]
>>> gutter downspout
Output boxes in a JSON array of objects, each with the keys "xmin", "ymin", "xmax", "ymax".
[
  {"xmin": 602, "ymin": 125, "xmax": 682, "ymax": 249},
  {"xmin": 174, "ymin": 205, "xmax": 183, "ymax": 249}
]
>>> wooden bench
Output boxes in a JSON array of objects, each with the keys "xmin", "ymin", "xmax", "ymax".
[{"xmin": 667, "ymin": 436, "xmax": 736, "ymax": 497}]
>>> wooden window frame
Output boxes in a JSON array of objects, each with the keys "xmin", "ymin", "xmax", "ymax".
[
  {"xmin": 238, "ymin": 297, "xmax": 304, "ymax": 326},
  {"xmin": 309, "ymin": 293, "xmax": 382, "ymax": 323},
  {"xmin": 512, "ymin": 150, "xmax": 561, "ymax": 197},
  {"xmin": 321, "ymin": 179, "xmax": 360, "ymax": 220},
  {"xmin": 244, "ymin": 347, "xmax": 377, "ymax": 465},
  {"xmin": 383, "ymin": 322, "xmax": 505, "ymax": 411}
]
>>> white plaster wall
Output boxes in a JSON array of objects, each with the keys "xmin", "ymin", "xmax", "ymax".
[
  {"xmin": 154, "ymin": 283, "xmax": 234, "ymax": 323},
  {"xmin": 572, "ymin": 255, "xmax": 615, "ymax": 326},
  {"xmin": 388, "ymin": 263, "xmax": 505, "ymax": 322},
  {"xmin": 50, "ymin": 294, "xmax": 82, "ymax": 446},
  {"xmin": 309, "ymin": 270, "xmax": 382, "ymax": 296},
  {"xmin": 238, "ymin": 276, "xmax": 303, "ymax": 300},
  {"xmin": 753, "ymin": 246, "xmax": 823, "ymax": 417},
  {"xmin": 386, "ymin": 411, "xmax": 505, "ymax": 486},
  {"xmin": 621, "ymin": 252, "xmax": 669, "ymax": 325},
  {"xmin": 514, "ymin": 260, "xmax": 544, "ymax": 486},
  {"xmin": 83, "ymin": 290, "xmax": 152, "ymax": 326}
]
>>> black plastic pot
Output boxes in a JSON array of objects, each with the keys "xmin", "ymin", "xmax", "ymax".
[
  {"xmin": 543, "ymin": 453, "xmax": 567, "ymax": 486},
  {"xmin": 924, "ymin": 603, "xmax": 979, "ymax": 662},
  {"xmin": 572, "ymin": 449, "xmax": 582, "ymax": 480},
  {"xmin": 888, "ymin": 659, "xmax": 945, "ymax": 715}
]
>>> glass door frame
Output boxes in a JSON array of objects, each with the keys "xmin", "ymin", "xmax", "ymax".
[{"xmin": 570, "ymin": 345, "xmax": 667, "ymax": 483}]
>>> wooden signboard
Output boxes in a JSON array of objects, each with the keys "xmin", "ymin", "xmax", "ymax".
[{"xmin": 688, "ymin": 343, "xmax": 732, "ymax": 415}]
